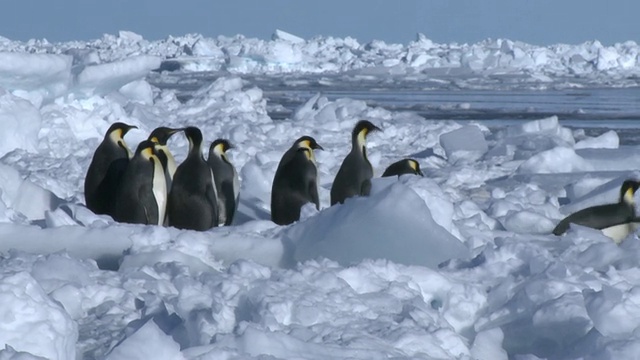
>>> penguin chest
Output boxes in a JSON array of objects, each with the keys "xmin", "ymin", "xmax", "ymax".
[
  {"xmin": 601, "ymin": 222, "xmax": 640, "ymax": 244},
  {"xmin": 152, "ymin": 160, "xmax": 168, "ymax": 226}
]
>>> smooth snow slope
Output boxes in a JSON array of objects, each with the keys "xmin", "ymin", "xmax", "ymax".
[{"xmin": 0, "ymin": 30, "xmax": 640, "ymax": 359}]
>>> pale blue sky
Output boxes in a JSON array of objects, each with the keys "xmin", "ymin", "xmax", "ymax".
[{"xmin": 1, "ymin": 0, "xmax": 637, "ymax": 45}]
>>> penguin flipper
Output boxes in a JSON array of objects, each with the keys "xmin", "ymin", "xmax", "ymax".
[
  {"xmin": 361, "ymin": 179, "xmax": 372, "ymax": 197},
  {"xmin": 309, "ymin": 180, "xmax": 320, "ymax": 210},
  {"xmin": 139, "ymin": 185, "xmax": 159, "ymax": 225},
  {"xmin": 221, "ymin": 182, "xmax": 236, "ymax": 226}
]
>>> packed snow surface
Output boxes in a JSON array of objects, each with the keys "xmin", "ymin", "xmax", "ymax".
[{"xmin": 1, "ymin": 30, "xmax": 640, "ymax": 359}]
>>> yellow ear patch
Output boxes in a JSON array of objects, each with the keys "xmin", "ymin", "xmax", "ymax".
[
  {"xmin": 141, "ymin": 147, "xmax": 154, "ymax": 159},
  {"xmin": 214, "ymin": 143, "xmax": 226, "ymax": 155},
  {"xmin": 356, "ymin": 129, "xmax": 368, "ymax": 148},
  {"xmin": 624, "ymin": 186, "xmax": 636, "ymax": 205},
  {"xmin": 299, "ymin": 139, "xmax": 312, "ymax": 150},
  {"xmin": 409, "ymin": 160, "xmax": 418, "ymax": 171},
  {"xmin": 150, "ymin": 136, "xmax": 159, "ymax": 144}
]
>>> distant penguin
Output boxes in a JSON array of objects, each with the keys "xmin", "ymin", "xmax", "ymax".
[
  {"xmin": 553, "ymin": 179, "xmax": 640, "ymax": 243},
  {"xmin": 167, "ymin": 127, "xmax": 218, "ymax": 231},
  {"xmin": 271, "ymin": 136, "xmax": 323, "ymax": 225},
  {"xmin": 114, "ymin": 140, "xmax": 167, "ymax": 225},
  {"xmin": 84, "ymin": 122, "xmax": 137, "ymax": 216},
  {"xmin": 330, "ymin": 120, "xmax": 381, "ymax": 205},
  {"xmin": 382, "ymin": 158, "xmax": 424, "ymax": 177},
  {"xmin": 207, "ymin": 139, "xmax": 239, "ymax": 226},
  {"xmin": 148, "ymin": 127, "xmax": 182, "ymax": 189}
]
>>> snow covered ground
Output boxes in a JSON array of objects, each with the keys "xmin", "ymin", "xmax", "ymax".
[{"xmin": 1, "ymin": 30, "xmax": 640, "ymax": 359}]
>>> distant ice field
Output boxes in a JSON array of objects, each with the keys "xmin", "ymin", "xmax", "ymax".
[{"xmin": 150, "ymin": 71, "xmax": 640, "ymax": 143}]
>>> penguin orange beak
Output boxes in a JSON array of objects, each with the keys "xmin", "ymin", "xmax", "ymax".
[{"xmin": 313, "ymin": 143, "xmax": 324, "ymax": 151}]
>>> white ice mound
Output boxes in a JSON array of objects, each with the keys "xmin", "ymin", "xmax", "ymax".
[
  {"xmin": 0, "ymin": 93, "xmax": 42, "ymax": 158},
  {"xmin": 439, "ymin": 125, "xmax": 488, "ymax": 162},
  {"xmin": 574, "ymin": 130, "xmax": 619, "ymax": 149},
  {"xmin": 287, "ymin": 182, "xmax": 470, "ymax": 268},
  {"xmin": 0, "ymin": 272, "xmax": 77, "ymax": 360},
  {"xmin": 72, "ymin": 55, "xmax": 161, "ymax": 97},
  {"xmin": 487, "ymin": 116, "xmax": 575, "ymax": 160},
  {"xmin": 517, "ymin": 147, "xmax": 593, "ymax": 174},
  {"xmin": 105, "ymin": 319, "xmax": 184, "ymax": 360},
  {"xmin": 584, "ymin": 285, "xmax": 640, "ymax": 340},
  {"xmin": 0, "ymin": 52, "xmax": 72, "ymax": 99}
]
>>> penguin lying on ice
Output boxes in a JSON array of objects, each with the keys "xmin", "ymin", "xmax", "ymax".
[
  {"xmin": 553, "ymin": 179, "xmax": 640, "ymax": 243},
  {"xmin": 382, "ymin": 158, "xmax": 424, "ymax": 177}
]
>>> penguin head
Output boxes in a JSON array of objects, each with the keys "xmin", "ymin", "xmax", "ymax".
[
  {"xmin": 619, "ymin": 179, "xmax": 640, "ymax": 206},
  {"xmin": 148, "ymin": 127, "xmax": 182, "ymax": 145},
  {"xmin": 210, "ymin": 139, "xmax": 234, "ymax": 163},
  {"xmin": 352, "ymin": 120, "xmax": 381, "ymax": 150},
  {"xmin": 107, "ymin": 122, "xmax": 137, "ymax": 156},
  {"xmin": 134, "ymin": 140, "xmax": 158, "ymax": 161},
  {"xmin": 210, "ymin": 139, "xmax": 233, "ymax": 155},
  {"xmin": 407, "ymin": 159, "xmax": 424, "ymax": 176},
  {"xmin": 294, "ymin": 136, "xmax": 323, "ymax": 151},
  {"xmin": 183, "ymin": 127, "xmax": 204, "ymax": 155}
]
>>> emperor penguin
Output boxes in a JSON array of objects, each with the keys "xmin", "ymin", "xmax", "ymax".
[
  {"xmin": 148, "ymin": 127, "xmax": 182, "ymax": 189},
  {"xmin": 84, "ymin": 122, "xmax": 137, "ymax": 217},
  {"xmin": 382, "ymin": 158, "xmax": 424, "ymax": 177},
  {"xmin": 271, "ymin": 136, "xmax": 323, "ymax": 225},
  {"xmin": 114, "ymin": 140, "xmax": 167, "ymax": 225},
  {"xmin": 553, "ymin": 179, "xmax": 640, "ymax": 243},
  {"xmin": 167, "ymin": 127, "xmax": 218, "ymax": 231},
  {"xmin": 207, "ymin": 139, "xmax": 239, "ymax": 226},
  {"xmin": 330, "ymin": 120, "xmax": 381, "ymax": 205}
]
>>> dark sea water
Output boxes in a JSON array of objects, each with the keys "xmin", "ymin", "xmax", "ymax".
[{"xmin": 149, "ymin": 71, "xmax": 640, "ymax": 144}]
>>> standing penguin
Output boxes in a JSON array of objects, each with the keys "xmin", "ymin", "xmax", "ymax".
[
  {"xmin": 382, "ymin": 159, "xmax": 424, "ymax": 177},
  {"xmin": 207, "ymin": 139, "xmax": 239, "ymax": 226},
  {"xmin": 114, "ymin": 140, "xmax": 167, "ymax": 225},
  {"xmin": 553, "ymin": 179, "xmax": 640, "ymax": 243},
  {"xmin": 84, "ymin": 122, "xmax": 137, "ymax": 216},
  {"xmin": 148, "ymin": 127, "xmax": 182, "ymax": 189},
  {"xmin": 330, "ymin": 120, "xmax": 381, "ymax": 205},
  {"xmin": 168, "ymin": 127, "xmax": 218, "ymax": 231},
  {"xmin": 271, "ymin": 136, "xmax": 323, "ymax": 225}
]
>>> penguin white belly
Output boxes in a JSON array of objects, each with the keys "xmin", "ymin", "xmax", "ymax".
[
  {"xmin": 152, "ymin": 160, "xmax": 168, "ymax": 226},
  {"xmin": 601, "ymin": 222, "xmax": 640, "ymax": 244},
  {"xmin": 232, "ymin": 169, "xmax": 240, "ymax": 204}
]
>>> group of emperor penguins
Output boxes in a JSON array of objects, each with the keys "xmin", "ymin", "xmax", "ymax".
[
  {"xmin": 84, "ymin": 119, "xmax": 639, "ymax": 241},
  {"xmin": 84, "ymin": 120, "xmax": 424, "ymax": 231}
]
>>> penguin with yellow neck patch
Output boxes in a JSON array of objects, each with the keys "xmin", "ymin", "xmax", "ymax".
[
  {"xmin": 148, "ymin": 127, "xmax": 182, "ymax": 189},
  {"xmin": 167, "ymin": 127, "xmax": 218, "ymax": 231},
  {"xmin": 114, "ymin": 140, "xmax": 167, "ymax": 225},
  {"xmin": 330, "ymin": 120, "xmax": 381, "ymax": 205},
  {"xmin": 553, "ymin": 179, "xmax": 640, "ymax": 243},
  {"xmin": 208, "ymin": 139, "xmax": 239, "ymax": 226},
  {"xmin": 271, "ymin": 136, "xmax": 323, "ymax": 225},
  {"xmin": 382, "ymin": 158, "xmax": 424, "ymax": 177},
  {"xmin": 84, "ymin": 122, "xmax": 137, "ymax": 217}
]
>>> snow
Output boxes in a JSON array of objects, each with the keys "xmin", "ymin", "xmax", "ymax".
[{"xmin": 0, "ymin": 29, "xmax": 640, "ymax": 359}]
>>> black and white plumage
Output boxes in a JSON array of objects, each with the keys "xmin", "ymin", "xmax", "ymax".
[
  {"xmin": 167, "ymin": 127, "xmax": 218, "ymax": 231},
  {"xmin": 84, "ymin": 122, "xmax": 137, "ymax": 217},
  {"xmin": 114, "ymin": 140, "xmax": 166, "ymax": 225},
  {"xmin": 271, "ymin": 136, "xmax": 323, "ymax": 225},
  {"xmin": 148, "ymin": 127, "xmax": 182, "ymax": 189},
  {"xmin": 330, "ymin": 120, "xmax": 381, "ymax": 205},
  {"xmin": 382, "ymin": 158, "xmax": 424, "ymax": 177},
  {"xmin": 208, "ymin": 139, "xmax": 239, "ymax": 226},
  {"xmin": 553, "ymin": 179, "xmax": 640, "ymax": 243}
]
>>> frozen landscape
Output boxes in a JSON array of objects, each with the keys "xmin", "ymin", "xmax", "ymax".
[{"xmin": 1, "ymin": 30, "xmax": 640, "ymax": 359}]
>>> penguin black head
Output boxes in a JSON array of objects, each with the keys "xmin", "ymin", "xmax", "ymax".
[
  {"xmin": 352, "ymin": 120, "xmax": 381, "ymax": 147},
  {"xmin": 134, "ymin": 140, "xmax": 157, "ymax": 160},
  {"xmin": 210, "ymin": 139, "xmax": 234, "ymax": 156},
  {"xmin": 619, "ymin": 179, "xmax": 640, "ymax": 206},
  {"xmin": 294, "ymin": 136, "xmax": 323, "ymax": 151},
  {"xmin": 382, "ymin": 158, "xmax": 424, "ymax": 177},
  {"xmin": 106, "ymin": 122, "xmax": 137, "ymax": 142},
  {"xmin": 183, "ymin": 127, "xmax": 204, "ymax": 153},
  {"xmin": 148, "ymin": 127, "xmax": 183, "ymax": 145}
]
